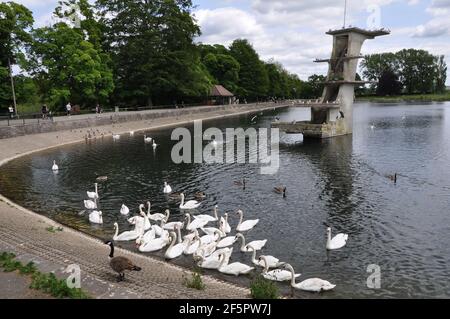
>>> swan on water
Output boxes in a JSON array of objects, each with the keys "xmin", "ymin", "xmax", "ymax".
[
  {"xmin": 217, "ymin": 253, "xmax": 254, "ymax": 276},
  {"xmin": 152, "ymin": 139, "xmax": 158, "ymax": 149},
  {"xmin": 112, "ymin": 134, "xmax": 120, "ymax": 140},
  {"xmin": 163, "ymin": 182, "xmax": 172, "ymax": 194},
  {"xmin": 282, "ymin": 263, "xmax": 335, "ymax": 292},
  {"xmin": 183, "ymin": 235, "xmax": 201, "ymax": 255},
  {"xmin": 113, "ymin": 221, "xmax": 144, "ymax": 241},
  {"xmin": 326, "ymin": 227, "xmax": 348, "ymax": 250},
  {"xmin": 248, "ymin": 246, "xmax": 283, "ymax": 268},
  {"xmin": 87, "ymin": 183, "xmax": 99, "ymax": 200},
  {"xmin": 144, "ymin": 135, "xmax": 152, "ymax": 143},
  {"xmin": 236, "ymin": 210, "xmax": 259, "ymax": 232},
  {"xmin": 52, "ymin": 160, "xmax": 59, "ymax": 171},
  {"xmin": 185, "ymin": 213, "xmax": 208, "ymax": 231},
  {"xmin": 260, "ymin": 257, "xmax": 300, "ymax": 282},
  {"xmin": 196, "ymin": 240, "xmax": 218, "ymax": 258},
  {"xmin": 220, "ymin": 213, "xmax": 231, "ymax": 234},
  {"xmin": 179, "ymin": 193, "xmax": 201, "ymax": 210},
  {"xmin": 164, "ymin": 231, "xmax": 186, "ymax": 259},
  {"xmin": 89, "ymin": 210, "xmax": 103, "ymax": 224},
  {"xmin": 199, "ymin": 230, "xmax": 222, "ymax": 246},
  {"xmin": 120, "ymin": 204, "xmax": 130, "ymax": 216},
  {"xmin": 235, "ymin": 233, "xmax": 266, "ymax": 252},
  {"xmin": 84, "ymin": 199, "xmax": 97, "ymax": 210},
  {"xmin": 146, "ymin": 202, "xmax": 167, "ymax": 222},
  {"xmin": 217, "ymin": 234, "xmax": 237, "ymax": 248},
  {"xmin": 136, "ymin": 233, "xmax": 170, "ymax": 253},
  {"xmin": 194, "ymin": 248, "xmax": 232, "ymax": 270},
  {"xmin": 194, "ymin": 205, "xmax": 219, "ymax": 222}
]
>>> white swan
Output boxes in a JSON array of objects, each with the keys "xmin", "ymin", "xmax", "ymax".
[
  {"xmin": 120, "ymin": 204, "xmax": 130, "ymax": 216},
  {"xmin": 139, "ymin": 204, "xmax": 151, "ymax": 230},
  {"xmin": 194, "ymin": 248, "xmax": 232, "ymax": 270},
  {"xmin": 146, "ymin": 203, "xmax": 167, "ymax": 222},
  {"xmin": 236, "ymin": 210, "xmax": 259, "ymax": 232},
  {"xmin": 113, "ymin": 221, "xmax": 144, "ymax": 241},
  {"xmin": 137, "ymin": 234, "xmax": 170, "ymax": 253},
  {"xmin": 183, "ymin": 235, "xmax": 201, "ymax": 255},
  {"xmin": 52, "ymin": 160, "xmax": 59, "ymax": 171},
  {"xmin": 129, "ymin": 131, "xmax": 134, "ymax": 136},
  {"xmin": 179, "ymin": 193, "xmax": 201, "ymax": 210},
  {"xmin": 326, "ymin": 227, "xmax": 348, "ymax": 250},
  {"xmin": 282, "ymin": 264, "xmax": 335, "ymax": 292},
  {"xmin": 217, "ymin": 233, "xmax": 237, "ymax": 248},
  {"xmin": 235, "ymin": 233, "xmax": 266, "ymax": 252},
  {"xmin": 152, "ymin": 140, "xmax": 158, "ymax": 149},
  {"xmin": 196, "ymin": 240, "xmax": 217, "ymax": 258},
  {"xmin": 218, "ymin": 253, "xmax": 254, "ymax": 276},
  {"xmin": 163, "ymin": 182, "xmax": 172, "ymax": 194},
  {"xmin": 87, "ymin": 183, "xmax": 99, "ymax": 200},
  {"xmin": 220, "ymin": 213, "xmax": 231, "ymax": 234},
  {"xmin": 260, "ymin": 257, "xmax": 300, "ymax": 282},
  {"xmin": 88, "ymin": 210, "xmax": 103, "ymax": 224},
  {"xmin": 144, "ymin": 135, "xmax": 152, "ymax": 143},
  {"xmin": 185, "ymin": 213, "xmax": 208, "ymax": 231},
  {"xmin": 84, "ymin": 199, "xmax": 97, "ymax": 210},
  {"xmin": 184, "ymin": 229, "xmax": 199, "ymax": 242},
  {"xmin": 248, "ymin": 246, "xmax": 282, "ymax": 268},
  {"xmin": 194, "ymin": 205, "xmax": 219, "ymax": 222},
  {"xmin": 142, "ymin": 226, "xmax": 156, "ymax": 242},
  {"xmin": 199, "ymin": 230, "xmax": 221, "ymax": 245},
  {"xmin": 163, "ymin": 220, "xmax": 184, "ymax": 231},
  {"xmin": 164, "ymin": 231, "xmax": 186, "ymax": 259},
  {"xmin": 112, "ymin": 134, "xmax": 120, "ymax": 140}
]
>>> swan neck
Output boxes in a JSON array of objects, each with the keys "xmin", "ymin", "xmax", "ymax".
[
  {"xmin": 214, "ymin": 207, "xmax": 218, "ymax": 220},
  {"xmin": 114, "ymin": 224, "xmax": 119, "ymax": 239},
  {"xmin": 177, "ymin": 227, "xmax": 182, "ymax": 244},
  {"xmin": 168, "ymin": 234, "xmax": 176, "ymax": 250},
  {"xmin": 238, "ymin": 234, "xmax": 246, "ymax": 249},
  {"xmin": 288, "ymin": 265, "xmax": 296, "ymax": 286},
  {"xmin": 238, "ymin": 212, "xmax": 243, "ymax": 227}
]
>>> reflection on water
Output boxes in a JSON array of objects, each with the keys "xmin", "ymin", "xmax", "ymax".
[{"xmin": 1, "ymin": 102, "xmax": 450, "ymax": 298}]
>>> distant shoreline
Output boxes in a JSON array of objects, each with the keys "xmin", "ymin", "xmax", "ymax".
[{"xmin": 356, "ymin": 92, "xmax": 450, "ymax": 103}]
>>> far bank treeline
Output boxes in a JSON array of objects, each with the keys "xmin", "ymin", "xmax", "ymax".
[
  {"xmin": 0, "ymin": 0, "xmax": 324, "ymax": 113},
  {"xmin": 1, "ymin": 1, "xmax": 448, "ymax": 114}
]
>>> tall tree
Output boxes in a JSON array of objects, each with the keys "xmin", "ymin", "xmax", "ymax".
[
  {"xmin": 376, "ymin": 70, "xmax": 402, "ymax": 96},
  {"xmin": 0, "ymin": 1, "xmax": 33, "ymax": 111},
  {"xmin": 229, "ymin": 39, "xmax": 269, "ymax": 100},
  {"xmin": 203, "ymin": 52, "xmax": 240, "ymax": 93},
  {"xmin": 435, "ymin": 55, "xmax": 447, "ymax": 93},
  {"xmin": 96, "ymin": 0, "xmax": 211, "ymax": 106}
]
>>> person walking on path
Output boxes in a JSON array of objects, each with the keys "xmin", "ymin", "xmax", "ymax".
[
  {"xmin": 8, "ymin": 105, "xmax": 14, "ymax": 119},
  {"xmin": 95, "ymin": 104, "xmax": 102, "ymax": 114},
  {"xmin": 41, "ymin": 104, "xmax": 48, "ymax": 119},
  {"xmin": 66, "ymin": 102, "xmax": 71, "ymax": 116}
]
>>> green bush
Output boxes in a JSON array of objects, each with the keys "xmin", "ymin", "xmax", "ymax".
[
  {"xmin": 250, "ymin": 274, "xmax": 279, "ymax": 299},
  {"xmin": 183, "ymin": 267, "xmax": 205, "ymax": 290}
]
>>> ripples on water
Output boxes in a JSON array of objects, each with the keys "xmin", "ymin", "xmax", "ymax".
[{"xmin": 1, "ymin": 102, "xmax": 450, "ymax": 298}]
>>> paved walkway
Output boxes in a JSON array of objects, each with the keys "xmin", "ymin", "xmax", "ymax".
[{"xmin": 0, "ymin": 103, "xmax": 288, "ymax": 299}]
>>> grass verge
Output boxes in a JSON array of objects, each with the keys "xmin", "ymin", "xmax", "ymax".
[
  {"xmin": 0, "ymin": 252, "xmax": 90, "ymax": 299},
  {"xmin": 250, "ymin": 274, "xmax": 279, "ymax": 299},
  {"xmin": 183, "ymin": 267, "xmax": 205, "ymax": 290}
]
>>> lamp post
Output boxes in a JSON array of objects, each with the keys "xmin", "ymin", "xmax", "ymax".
[{"xmin": 8, "ymin": 57, "xmax": 17, "ymax": 117}]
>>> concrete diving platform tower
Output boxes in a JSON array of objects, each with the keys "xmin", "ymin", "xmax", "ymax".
[{"xmin": 273, "ymin": 27, "xmax": 389, "ymax": 139}]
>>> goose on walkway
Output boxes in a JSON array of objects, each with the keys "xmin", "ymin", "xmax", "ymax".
[
  {"xmin": 217, "ymin": 253, "xmax": 254, "ymax": 276},
  {"xmin": 89, "ymin": 210, "xmax": 103, "ymax": 224},
  {"xmin": 236, "ymin": 210, "xmax": 259, "ymax": 232},
  {"xmin": 84, "ymin": 199, "xmax": 97, "ymax": 210},
  {"xmin": 120, "ymin": 204, "xmax": 130, "ymax": 216},
  {"xmin": 282, "ymin": 263, "xmax": 335, "ymax": 292},
  {"xmin": 144, "ymin": 135, "xmax": 152, "ymax": 143},
  {"xmin": 163, "ymin": 182, "xmax": 172, "ymax": 194},
  {"xmin": 273, "ymin": 186, "xmax": 286, "ymax": 198},
  {"xmin": 260, "ymin": 257, "xmax": 300, "ymax": 282},
  {"xmin": 326, "ymin": 227, "xmax": 348, "ymax": 250},
  {"xmin": 235, "ymin": 233, "xmax": 266, "ymax": 252},
  {"xmin": 164, "ymin": 231, "xmax": 186, "ymax": 259},
  {"xmin": 146, "ymin": 203, "xmax": 167, "ymax": 222},
  {"xmin": 52, "ymin": 160, "xmax": 59, "ymax": 171},
  {"xmin": 194, "ymin": 205, "xmax": 219, "ymax": 222},
  {"xmin": 248, "ymin": 246, "xmax": 282, "ymax": 268},
  {"xmin": 179, "ymin": 193, "xmax": 201, "ymax": 210},
  {"xmin": 87, "ymin": 183, "xmax": 99, "ymax": 200},
  {"xmin": 113, "ymin": 221, "xmax": 144, "ymax": 241},
  {"xmin": 105, "ymin": 241, "xmax": 141, "ymax": 282},
  {"xmin": 185, "ymin": 213, "xmax": 208, "ymax": 231}
]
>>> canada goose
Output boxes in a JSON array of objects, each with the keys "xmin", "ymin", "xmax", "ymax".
[
  {"xmin": 387, "ymin": 173, "xmax": 397, "ymax": 183},
  {"xmin": 274, "ymin": 186, "xmax": 286, "ymax": 198},
  {"xmin": 105, "ymin": 241, "xmax": 141, "ymax": 282},
  {"xmin": 234, "ymin": 178, "xmax": 246, "ymax": 189}
]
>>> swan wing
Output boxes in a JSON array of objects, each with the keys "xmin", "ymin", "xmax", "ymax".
[
  {"xmin": 296, "ymin": 278, "xmax": 336, "ymax": 292},
  {"xmin": 330, "ymin": 233, "xmax": 348, "ymax": 249}
]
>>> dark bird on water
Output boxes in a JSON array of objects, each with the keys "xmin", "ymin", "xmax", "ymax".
[
  {"xmin": 194, "ymin": 192, "xmax": 207, "ymax": 200},
  {"xmin": 105, "ymin": 241, "xmax": 141, "ymax": 282},
  {"xmin": 274, "ymin": 186, "xmax": 287, "ymax": 198},
  {"xmin": 387, "ymin": 173, "xmax": 397, "ymax": 183},
  {"xmin": 234, "ymin": 178, "xmax": 246, "ymax": 190}
]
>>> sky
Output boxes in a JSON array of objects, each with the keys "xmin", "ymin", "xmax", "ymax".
[{"xmin": 11, "ymin": 0, "xmax": 450, "ymax": 84}]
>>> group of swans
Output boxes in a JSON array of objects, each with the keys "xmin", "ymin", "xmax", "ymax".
[{"xmin": 82, "ymin": 182, "xmax": 103, "ymax": 224}]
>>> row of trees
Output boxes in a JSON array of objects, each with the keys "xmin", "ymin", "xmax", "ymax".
[
  {"xmin": 0, "ymin": 0, "xmax": 323, "ymax": 114},
  {"xmin": 361, "ymin": 49, "xmax": 447, "ymax": 96}
]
